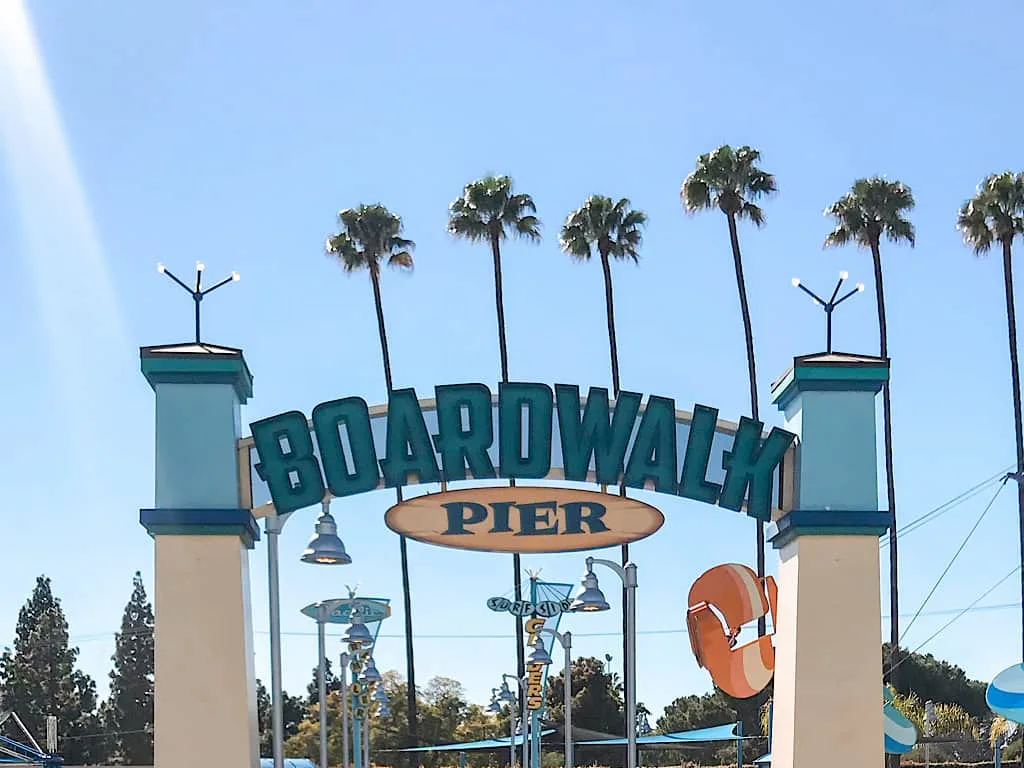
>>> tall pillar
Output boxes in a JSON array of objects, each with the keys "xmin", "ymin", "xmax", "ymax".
[
  {"xmin": 767, "ymin": 353, "xmax": 892, "ymax": 768},
  {"xmin": 139, "ymin": 343, "xmax": 260, "ymax": 768}
]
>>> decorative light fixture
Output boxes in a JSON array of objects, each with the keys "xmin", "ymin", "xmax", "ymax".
[
  {"xmin": 342, "ymin": 614, "xmax": 372, "ymax": 646},
  {"xmin": 570, "ymin": 565, "xmax": 610, "ymax": 612},
  {"xmin": 527, "ymin": 636, "xmax": 552, "ymax": 666},
  {"xmin": 301, "ymin": 500, "xmax": 351, "ymax": 565},
  {"xmin": 360, "ymin": 656, "xmax": 382, "ymax": 684}
]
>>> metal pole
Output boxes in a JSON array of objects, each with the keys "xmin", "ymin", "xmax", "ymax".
[
  {"xmin": 364, "ymin": 712, "xmax": 370, "ymax": 768},
  {"xmin": 624, "ymin": 564, "xmax": 637, "ymax": 768},
  {"xmin": 520, "ymin": 682, "xmax": 529, "ymax": 768},
  {"xmin": 318, "ymin": 616, "xmax": 328, "ymax": 768},
  {"xmin": 267, "ymin": 518, "xmax": 286, "ymax": 768},
  {"xmin": 735, "ymin": 719, "xmax": 742, "ymax": 768},
  {"xmin": 509, "ymin": 704, "xmax": 516, "ymax": 768},
  {"xmin": 826, "ymin": 309, "xmax": 833, "ymax": 353},
  {"xmin": 563, "ymin": 632, "xmax": 573, "ymax": 768},
  {"xmin": 352, "ymin": 655, "xmax": 363, "ymax": 768},
  {"xmin": 341, "ymin": 653, "xmax": 350, "ymax": 768}
]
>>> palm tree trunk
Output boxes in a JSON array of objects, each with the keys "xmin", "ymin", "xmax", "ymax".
[
  {"xmin": 726, "ymin": 213, "xmax": 765, "ymax": 636},
  {"xmin": 1000, "ymin": 239, "xmax": 1024, "ymax": 659},
  {"xmin": 490, "ymin": 235, "xmax": 527, "ymax": 695},
  {"xmin": 370, "ymin": 265, "xmax": 419, "ymax": 758},
  {"xmin": 598, "ymin": 247, "xmax": 630, "ymax": 733},
  {"xmin": 870, "ymin": 240, "xmax": 901, "ymax": 707}
]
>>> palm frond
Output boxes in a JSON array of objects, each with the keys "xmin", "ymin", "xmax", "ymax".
[
  {"xmin": 560, "ymin": 195, "xmax": 646, "ymax": 263},
  {"xmin": 448, "ymin": 175, "xmax": 541, "ymax": 246},
  {"xmin": 326, "ymin": 203, "xmax": 415, "ymax": 275},
  {"xmin": 823, "ymin": 177, "xmax": 915, "ymax": 250},
  {"xmin": 958, "ymin": 172, "xmax": 1024, "ymax": 253}
]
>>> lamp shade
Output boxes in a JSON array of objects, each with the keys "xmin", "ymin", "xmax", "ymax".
[
  {"xmin": 378, "ymin": 702, "xmax": 391, "ymax": 718},
  {"xmin": 570, "ymin": 569, "xmax": 610, "ymax": 612},
  {"xmin": 373, "ymin": 685, "xmax": 390, "ymax": 703},
  {"xmin": 361, "ymin": 657, "xmax": 382, "ymax": 683},
  {"xmin": 527, "ymin": 636, "xmax": 552, "ymax": 666},
  {"xmin": 300, "ymin": 504, "xmax": 351, "ymax": 565},
  {"xmin": 343, "ymin": 616, "xmax": 372, "ymax": 646}
]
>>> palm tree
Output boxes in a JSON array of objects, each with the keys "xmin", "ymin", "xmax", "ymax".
[
  {"xmin": 824, "ymin": 177, "xmax": 915, "ymax": 692},
  {"xmin": 957, "ymin": 171, "xmax": 1024, "ymax": 659},
  {"xmin": 560, "ymin": 193, "xmax": 646, "ymax": 718},
  {"xmin": 681, "ymin": 145, "xmax": 777, "ymax": 634},
  {"xmin": 448, "ymin": 174, "xmax": 540, "ymax": 688},
  {"xmin": 325, "ymin": 202, "xmax": 419, "ymax": 748}
]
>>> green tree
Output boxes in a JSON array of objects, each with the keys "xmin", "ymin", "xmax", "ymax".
[
  {"xmin": 958, "ymin": 172, "xmax": 1024, "ymax": 655},
  {"xmin": 824, "ymin": 177, "xmax": 916, "ymax": 691},
  {"xmin": 657, "ymin": 689, "xmax": 736, "ymax": 764},
  {"xmin": 560, "ymin": 196, "xmax": 646, "ymax": 702},
  {"xmin": 306, "ymin": 657, "xmax": 342, "ymax": 706},
  {"xmin": 545, "ymin": 656, "xmax": 623, "ymax": 735},
  {"xmin": 256, "ymin": 679, "xmax": 305, "ymax": 758},
  {"xmin": 448, "ymin": 174, "xmax": 541, "ymax": 689},
  {"xmin": 106, "ymin": 571, "xmax": 155, "ymax": 764},
  {"xmin": 681, "ymin": 145, "xmax": 777, "ymax": 633},
  {"xmin": 0, "ymin": 576, "xmax": 105, "ymax": 765},
  {"xmin": 326, "ymin": 203, "xmax": 419, "ymax": 746},
  {"xmin": 881, "ymin": 644, "xmax": 988, "ymax": 719},
  {"xmin": 420, "ymin": 677, "xmax": 470, "ymax": 748}
]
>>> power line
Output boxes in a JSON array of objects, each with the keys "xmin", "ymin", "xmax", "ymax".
[
  {"xmin": 891, "ymin": 564, "xmax": 1022, "ymax": 677},
  {"xmin": 881, "ymin": 465, "xmax": 1014, "ymax": 545},
  {"xmin": 899, "ymin": 478, "xmax": 1008, "ymax": 642}
]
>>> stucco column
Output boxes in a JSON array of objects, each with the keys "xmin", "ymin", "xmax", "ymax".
[
  {"xmin": 767, "ymin": 353, "xmax": 891, "ymax": 768},
  {"xmin": 139, "ymin": 343, "xmax": 260, "ymax": 768}
]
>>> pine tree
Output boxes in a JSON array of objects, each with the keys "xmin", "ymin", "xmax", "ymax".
[
  {"xmin": 106, "ymin": 571, "xmax": 154, "ymax": 764},
  {"xmin": 0, "ymin": 576, "xmax": 105, "ymax": 765}
]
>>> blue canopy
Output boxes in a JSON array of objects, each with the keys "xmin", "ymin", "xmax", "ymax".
[
  {"xmin": 397, "ymin": 730, "xmax": 557, "ymax": 752},
  {"xmin": 260, "ymin": 760, "xmax": 316, "ymax": 768},
  {"xmin": 578, "ymin": 723, "xmax": 740, "ymax": 745},
  {"xmin": 754, "ymin": 752, "xmax": 771, "ymax": 764}
]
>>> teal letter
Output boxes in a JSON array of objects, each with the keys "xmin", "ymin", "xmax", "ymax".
[
  {"xmin": 623, "ymin": 395, "xmax": 678, "ymax": 493},
  {"xmin": 498, "ymin": 383, "xmax": 553, "ymax": 479},
  {"xmin": 561, "ymin": 501, "xmax": 609, "ymax": 534},
  {"xmin": 515, "ymin": 501, "xmax": 559, "ymax": 535},
  {"xmin": 379, "ymin": 389, "xmax": 441, "ymax": 487},
  {"xmin": 556, "ymin": 385, "xmax": 641, "ymax": 484},
  {"xmin": 251, "ymin": 411, "xmax": 325, "ymax": 514},
  {"xmin": 312, "ymin": 397, "xmax": 379, "ymax": 497},
  {"xmin": 489, "ymin": 501, "xmax": 514, "ymax": 533},
  {"xmin": 442, "ymin": 501, "xmax": 488, "ymax": 534},
  {"xmin": 720, "ymin": 418, "xmax": 796, "ymax": 519},
  {"xmin": 678, "ymin": 404, "xmax": 722, "ymax": 505},
  {"xmin": 433, "ymin": 383, "xmax": 496, "ymax": 481}
]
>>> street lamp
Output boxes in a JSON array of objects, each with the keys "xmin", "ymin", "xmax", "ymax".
[
  {"xmin": 496, "ymin": 676, "xmax": 529, "ymax": 768},
  {"xmin": 156, "ymin": 260, "xmax": 240, "ymax": 344},
  {"xmin": 571, "ymin": 557, "xmax": 638, "ymax": 768},
  {"xmin": 535, "ymin": 629, "xmax": 573, "ymax": 768},
  {"xmin": 302, "ymin": 502, "xmax": 351, "ymax": 564},
  {"xmin": 340, "ymin": 651, "xmax": 351, "ymax": 768},
  {"xmin": 266, "ymin": 499, "xmax": 352, "ymax": 768},
  {"xmin": 344, "ymin": 613, "xmax": 373, "ymax": 646},
  {"xmin": 790, "ymin": 271, "xmax": 864, "ymax": 353}
]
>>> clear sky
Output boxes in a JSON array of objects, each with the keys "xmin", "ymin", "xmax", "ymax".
[{"xmin": 2, "ymin": 0, "xmax": 1024, "ymax": 730}]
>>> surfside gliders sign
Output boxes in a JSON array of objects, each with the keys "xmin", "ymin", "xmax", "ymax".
[{"xmin": 246, "ymin": 382, "xmax": 797, "ymax": 544}]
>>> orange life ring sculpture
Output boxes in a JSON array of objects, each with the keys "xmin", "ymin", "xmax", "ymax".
[{"xmin": 686, "ymin": 563, "xmax": 777, "ymax": 699}]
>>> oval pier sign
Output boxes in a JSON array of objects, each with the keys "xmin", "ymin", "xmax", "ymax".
[{"xmin": 384, "ymin": 486, "xmax": 665, "ymax": 553}]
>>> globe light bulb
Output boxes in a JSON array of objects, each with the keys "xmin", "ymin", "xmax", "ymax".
[
  {"xmin": 839, "ymin": 270, "xmax": 849, "ymax": 280},
  {"xmin": 791, "ymin": 277, "xmax": 800, "ymax": 287}
]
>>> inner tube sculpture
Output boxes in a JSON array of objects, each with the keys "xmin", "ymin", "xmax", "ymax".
[{"xmin": 686, "ymin": 563, "xmax": 777, "ymax": 699}]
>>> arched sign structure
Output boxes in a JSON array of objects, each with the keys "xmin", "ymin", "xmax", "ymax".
[{"xmin": 240, "ymin": 382, "xmax": 797, "ymax": 553}]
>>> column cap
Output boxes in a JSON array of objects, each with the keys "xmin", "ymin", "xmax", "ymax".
[
  {"xmin": 141, "ymin": 343, "xmax": 253, "ymax": 403},
  {"xmin": 771, "ymin": 352, "xmax": 889, "ymax": 411}
]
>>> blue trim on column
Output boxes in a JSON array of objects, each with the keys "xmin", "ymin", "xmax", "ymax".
[
  {"xmin": 140, "ymin": 508, "xmax": 261, "ymax": 549},
  {"xmin": 140, "ymin": 347, "xmax": 253, "ymax": 403},
  {"xmin": 767, "ymin": 509, "xmax": 890, "ymax": 549},
  {"xmin": 771, "ymin": 357, "xmax": 889, "ymax": 410}
]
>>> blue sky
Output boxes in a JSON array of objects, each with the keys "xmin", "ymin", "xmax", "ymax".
[{"xmin": 2, "ymin": 0, "xmax": 1024, "ymax": 729}]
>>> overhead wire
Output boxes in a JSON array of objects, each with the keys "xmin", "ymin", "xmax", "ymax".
[{"xmin": 899, "ymin": 477, "xmax": 1008, "ymax": 642}]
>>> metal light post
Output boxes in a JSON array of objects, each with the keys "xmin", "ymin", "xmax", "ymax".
[
  {"xmin": 267, "ymin": 500, "xmax": 351, "ymax": 768},
  {"xmin": 924, "ymin": 700, "xmax": 936, "ymax": 768},
  {"xmin": 498, "ymin": 676, "xmax": 528, "ymax": 768},
  {"xmin": 361, "ymin": 657, "xmax": 382, "ymax": 768},
  {"xmin": 341, "ymin": 651, "xmax": 351, "ymax": 768},
  {"xmin": 790, "ymin": 271, "xmax": 864, "ymax": 353},
  {"xmin": 156, "ymin": 260, "xmax": 240, "ymax": 344},
  {"xmin": 533, "ymin": 630, "xmax": 573, "ymax": 768},
  {"xmin": 317, "ymin": 606, "xmax": 328, "ymax": 768},
  {"xmin": 571, "ymin": 557, "xmax": 638, "ymax": 768}
]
